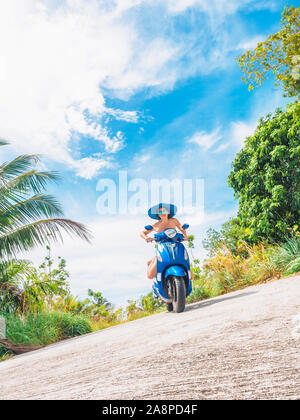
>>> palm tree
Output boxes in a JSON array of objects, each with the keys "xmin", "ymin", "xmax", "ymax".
[
  {"xmin": 0, "ymin": 259, "xmax": 34, "ymax": 313},
  {"xmin": 0, "ymin": 141, "xmax": 92, "ymax": 259}
]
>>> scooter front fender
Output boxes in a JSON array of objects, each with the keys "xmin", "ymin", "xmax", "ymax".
[{"xmin": 164, "ymin": 265, "xmax": 186, "ymax": 278}]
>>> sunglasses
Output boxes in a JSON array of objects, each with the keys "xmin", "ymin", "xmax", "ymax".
[{"xmin": 158, "ymin": 209, "xmax": 168, "ymax": 215}]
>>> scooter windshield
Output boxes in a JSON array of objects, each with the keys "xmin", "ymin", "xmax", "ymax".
[
  {"xmin": 164, "ymin": 228, "xmax": 177, "ymax": 239},
  {"xmin": 154, "ymin": 229, "xmax": 183, "ymax": 243}
]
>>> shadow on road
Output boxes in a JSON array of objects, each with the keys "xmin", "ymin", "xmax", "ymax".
[{"xmin": 184, "ymin": 291, "xmax": 258, "ymax": 312}]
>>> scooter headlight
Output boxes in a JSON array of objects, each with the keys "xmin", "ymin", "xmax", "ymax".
[{"xmin": 165, "ymin": 228, "xmax": 177, "ymax": 239}]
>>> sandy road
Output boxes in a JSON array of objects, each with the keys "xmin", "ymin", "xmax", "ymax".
[{"xmin": 0, "ymin": 275, "xmax": 299, "ymax": 400}]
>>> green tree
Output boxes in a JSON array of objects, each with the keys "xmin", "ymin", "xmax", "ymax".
[
  {"xmin": 228, "ymin": 102, "xmax": 300, "ymax": 243},
  {"xmin": 125, "ymin": 299, "xmax": 142, "ymax": 320},
  {"xmin": 237, "ymin": 6, "xmax": 300, "ymax": 98},
  {"xmin": 87, "ymin": 289, "xmax": 113, "ymax": 317},
  {"xmin": 0, "ymin": 256, "xmax": 70, "ymax": 313},
  {"xmin": 203, "ymin": 218, "xmax": 246, "ymax": 256},
  {"xmin": 0, "ymin": 141, "xmax": 91, "ymax": 259}
]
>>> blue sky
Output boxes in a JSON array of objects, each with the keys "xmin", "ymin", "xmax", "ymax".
[{"xmin": 0, "ymin": 0, "xmax": 292, "ymax": 306}]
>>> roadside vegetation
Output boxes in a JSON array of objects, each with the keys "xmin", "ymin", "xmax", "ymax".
[
  {"xmin": 0, "ymin": 5, "xmax": 299, "ymax": 361},
  {"xmin": 186, "ymin": 6, "xmax": 299, "ymax": 302},
  {"xmin": 187, "ymin": 236, "xmax": 300, "ymax": 304},
  {"xmin": 0, "ymin": 246, "xmax": 165, "ymax": 361}
]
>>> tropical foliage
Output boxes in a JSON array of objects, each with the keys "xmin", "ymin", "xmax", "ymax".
[
  {"xmin": 0, "ymin": 144, "xmax": 93, "ymax": 358},
  {"xmin": 0, "ymin": 243, "xmax": 165, "ymax": 359},
  {"xmin": 202, "ymin": 218, "xmax": 245, "ymax": 257},
  {"xmin": 0, "ymin": 141, "xmax": 91, "ymax": 259},
  {"xmin": 0, "ymin": 255, "xmax": 70, "ymax": 314},
  {"xmin": 228, "ymin": 102, "xmax": 300, "ymax": 243},
  {"xmin": 237, "ymin": 6, "xmax": 300, "ymax": 98}
]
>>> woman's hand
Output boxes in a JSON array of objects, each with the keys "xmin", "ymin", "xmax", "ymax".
[{"xmin": 145, "ymin": 237, "xmax": 153, "ymax": 243}]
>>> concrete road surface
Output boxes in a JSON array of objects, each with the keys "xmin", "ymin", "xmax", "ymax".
[{"xmin": 0, "ymin": 275, "xmax": 299, "ymax": 400}]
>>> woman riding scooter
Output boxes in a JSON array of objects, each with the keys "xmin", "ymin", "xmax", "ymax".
[
  {"xmin": 140, "ymin": 203, "xmax": 193, "ymax": 313},
  {"xmin": 140, "ymin": 203, "xmax": 188, "ymax": 279}
]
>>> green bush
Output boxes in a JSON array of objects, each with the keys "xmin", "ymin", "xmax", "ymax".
[
  {"xmin": 1, "ymin": 311, "xmax": 92, "ymax": 347},
  {"xmin": 3, "ymin": 313, "xmax": 59, "ymax": 345},
  {"xmin": 140, "ymin": 292, "xmax": 164, "ymax": 313},
  {"xmin": 271, "ymin": 236, "xmax": 300, "ymax": 275},
  {"xmin": 46, "ymin": 312, "xmax": 92, "ymax": 337},
  {"xmin": 187, "ymin": 285, "xmax": 208, "ymax": 303}
]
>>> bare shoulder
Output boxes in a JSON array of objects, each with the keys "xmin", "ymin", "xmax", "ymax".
[{"xmin": 170, "ymin": 217, "xmax": 180, "ymax": 226}]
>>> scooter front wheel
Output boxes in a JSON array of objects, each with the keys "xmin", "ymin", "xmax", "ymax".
[{"xmin": 172, "ymin": 276, "xmax": 186, "ymax": 313}]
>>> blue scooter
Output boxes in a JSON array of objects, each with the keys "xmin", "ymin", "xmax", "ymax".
[{"xmin": 146, "ymin": 224, "xmax": 192, "ymax": 313}]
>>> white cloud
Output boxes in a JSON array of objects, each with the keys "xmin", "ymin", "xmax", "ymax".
[
  {"xmin": 188, "ymin": 127, "xmax": 222, "ymax": 151},
  {"xmin": 236, "ymin": 35, "xmax": 265, "ymax": 51},
  {"xmin": 0, "ymin": 0, "xmax": 139, "ymax": 178},
  {"xmin": 105, "ymin": 108, "xmax": 141, "ymax": 123},
  {"xmin": 230, "ymin": 120, "xmax": 257, "ymax": 148},
  {"xmin": 0, "ymin": 0, "xmax": 196, "ymax": 178},
  {"xmin": 0, "ymin": 0, "xmax": 279, "ymax": 179},
  {"xmin": 72, "ymin": 157, "xmax": 113, "ymax": 180},
  {"xmin": 207, "ymin": 120, "xmax": 256, "ymax": 152},
  {"xmin": 139, "ymin": 154, "xmax": 151, "ymax": 164},
  {"xmin": 0, "ymin": 0, "xmax": 166, "ymax": 178}
]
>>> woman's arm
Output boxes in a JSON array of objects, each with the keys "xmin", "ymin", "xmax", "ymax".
[
  {"xmin": 140, "ymin": 225, "xmax": 154, "ymax": 242},
  {"xmin": 174, "ymin": 218, "xmax": 188, "ymax": 240}
]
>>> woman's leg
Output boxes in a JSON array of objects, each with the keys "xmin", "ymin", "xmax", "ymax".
[{"xmin": 147, "ymin": 257, "xmax": 157, "ymax": 279}]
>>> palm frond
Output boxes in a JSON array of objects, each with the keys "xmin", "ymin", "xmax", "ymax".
[
  {"xmin": 0, "ymin": 259, "xmax": 33, "ymax": 288},
  {"xmin": 0, "ymin": 218, "xmax": 92, "ymax": 258},
  {"xmin": 0, "ymin": 155, "xmax": 40, "ymax": 183},
  {"xmin": 0, "ymin": 170, "xmax": 61, "ymax": 195},
  {"xmin": 0, "ymin": 139, "xmax": 9, "ymax": 147},
  {"xmin": 0, "ymin": 150, "xmax": 92, "ymax": 260},
  {"xmin": 0, "ymin": 194, "xmax": 64, "ymax": 228},
  {"xmin": 0, "ymin": 259, "xmax": 34, "ymax": 314}
]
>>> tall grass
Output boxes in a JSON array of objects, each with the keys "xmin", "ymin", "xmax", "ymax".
[
  {"xmin": 2, "ymin": 312, "xmax": 92, "ymax": 347},
  {"xmin": 189, "ymin": 237, "xmax": 300, "ymax": 300},
  {"xmin": 270, "ymin": 237, "xmax": 300, "ymax": 275}
]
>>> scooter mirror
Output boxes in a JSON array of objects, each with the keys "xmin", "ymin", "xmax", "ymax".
[{"xmin": 182, "ymin": 224, "xmax": 189, "ymax": 229}]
